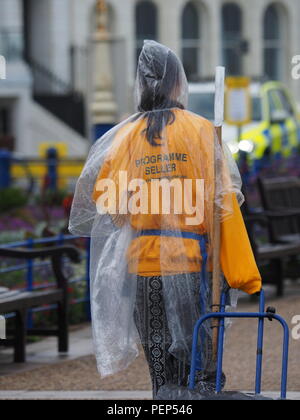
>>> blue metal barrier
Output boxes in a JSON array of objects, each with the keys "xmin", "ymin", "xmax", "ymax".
[
  {"xmin": 85, "ymin": 238, "xmax": 91, "ymax": 321},
  {"xmin": 46, "ymin": 147, "xmax": 58, "ymax": 190},
  {"xmin": 0, "ymin": 149, "xmax": 12, "ymax": 188},
  {"xmin": 26, "ymin": 237, "xmax": 34, "ymax": 328},
  {"xmin": 0, "ymin": 235, "xmax": 91, "ymax": 325},
  {"xmin": 93, "ymin": 124, "xmax": 114, "ymax": 142},
  {"xmin": 189, "ymin": 289, "xmax": 289, "ymax": 400}
]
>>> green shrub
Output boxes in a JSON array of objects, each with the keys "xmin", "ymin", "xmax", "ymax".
[
  {"xmin": 35, "ymin": 188, "xmax": 68, "ymax": 207},
  {"xmin": 0, "ymin": 187, "xmax": 28, "ymax": 213}
]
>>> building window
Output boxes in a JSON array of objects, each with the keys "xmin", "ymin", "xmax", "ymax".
[
  {"xmin": 135, "ymin": 1, "xmax": 157, "ymax": 64},
  {"xmin": 181, "ymin": 2, "xmax": 200, "ymax": 81},
  {"xmin": 264, "ymin": 4, "xmax": 281, "ymax": 81},
  {"xmin": 222, "ymin": 3, "xmax": 243, "ymax": 75}
]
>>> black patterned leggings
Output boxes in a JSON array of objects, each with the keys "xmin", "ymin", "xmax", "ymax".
[{"xmin": 133, "ymin": 274, "xmax": 224, "ymax": 399}]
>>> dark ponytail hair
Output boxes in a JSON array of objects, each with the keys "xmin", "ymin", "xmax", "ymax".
[{"xmin": 135, "ymin": 47, "xmax": 185, "ymax": 146}]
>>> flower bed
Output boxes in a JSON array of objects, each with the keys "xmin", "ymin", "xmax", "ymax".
[{"xmin": 0, "ymin": 188, "xmax": 89, "ymax": 327}]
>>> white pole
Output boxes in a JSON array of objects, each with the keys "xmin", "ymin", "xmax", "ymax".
[
  {"xmin": 214, "ymin": 66, "xmax": 225, "ymax": 128},
  {"xmin": 212, "ymin": 66, "xmax": 225, "ymax": 361}
]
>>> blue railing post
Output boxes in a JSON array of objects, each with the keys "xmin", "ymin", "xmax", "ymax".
[
  {"xmin": 57, "ymin": 233, "xmax": 64, "ymax": 245},
  {"xmin": 26, "ymin": 237, "xmax": 34, "ymax": 328},
  {"xmin": 46, "ymin": 147, "xmax": 58, "ymax": 190},
  {"xmin": 255, "ymin": 290, "xmax": 265, "ymax": 394},
  {"xmin": 85, "ymin": 238, "xmax": 91, "ymax": 321},
  {"xmin": 280, "ymin": 320, "xmax": 289, "ymax": 400},
  {"xmin": 215, "ymin": 292, "xmax": 226, "ymax": 393},
  {"xmin": 0, "ymin": 149, "xmax": 12, "ymax": 188}
]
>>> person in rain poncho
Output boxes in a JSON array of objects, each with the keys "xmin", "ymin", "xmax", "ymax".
[{"xmin": 69, "ymin": 40, "xmax": 262, "ymax": 399}]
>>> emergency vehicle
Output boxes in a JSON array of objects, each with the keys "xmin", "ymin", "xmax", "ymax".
[{"xmin": 188, "ymin": 81, "xmax": 300, "ymax": 182}]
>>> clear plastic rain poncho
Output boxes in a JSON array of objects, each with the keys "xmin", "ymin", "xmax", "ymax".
[{"xmin": 69, "ymin": 41, "xmax": 244, "ymax": 379}]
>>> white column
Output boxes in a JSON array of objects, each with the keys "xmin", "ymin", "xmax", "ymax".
[
  {"xmin": 243, "ymin": 0, "xmax": 265, "ymax": 79},
  {"xmin": 0, "ymin": 0, "xmax": 24, "ymax": 59},
  {"xmin": 70, "ymin": 0, "xmax": 95, "ymax": 47},
  {"xmin": 90, "ymin": 0, "xmax": 117, "ymax": 127},
  {"xmin": 27, "ymin": 0, "xmax": 52, "ymax": 68},
  {"xmin": 155, "ymin": 0, "xmax": 183, "ymax": 56},
  {"xmin": 110, "ymin": 0, "xmax": 135, "ymax": 85},
  {"xmin": 203, "ymin": 0, "xmax": 222, "ymax": 75},
  {"xmin": 0, "ymin": 0, "xmax": 23, "ymax": 29},
  {"xmin": 50, "ymin": 0, "xmax": 71, "ymax": 86},
  {"xmin": 284, "ymin": 0, "xmax": 300, "ymax": 96},
  {"xmin": 26, "ymin": 0, "xmax": 71, "ymax": 90},
  {"xmin": 108, "ymin": 0, "xmax": 135, "ymax": 114}
]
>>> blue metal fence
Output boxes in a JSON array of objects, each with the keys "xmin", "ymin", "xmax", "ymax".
[{"xmin": 0, "ymin": 235, "xmax": 91, "ymax": 325}]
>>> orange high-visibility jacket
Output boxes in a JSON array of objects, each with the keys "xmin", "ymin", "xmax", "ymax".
[{"xmin": 92, "ymin": 110, "xmax": 262, "ymax": 295}]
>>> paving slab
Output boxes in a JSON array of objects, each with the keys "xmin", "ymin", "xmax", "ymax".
[{"xmin": 0, "ymin": 323, "xmax": 93, "ymax": 376}]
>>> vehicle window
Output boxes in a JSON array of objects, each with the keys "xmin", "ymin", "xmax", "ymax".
[
  {"xmin": 277, "ymin": 90, "xmax": 294, "ymax": 116},
  {"xmin": 189, "ymin": 92, "xmax": 262, "ymax": 122},
  {"xmin": 267, "ymin": 90, "xmax": 278, "ymax": 115},
  {"xmin": 252, "ymin": 96, "xmax": 262, "ymax": 121},
  {"xmin": 268, "ymin": 89, "xmax": 294, "ymax": 117},
  {"xmin": 188, "ymin": 93, "xmax": 215, "ymax": 120}
]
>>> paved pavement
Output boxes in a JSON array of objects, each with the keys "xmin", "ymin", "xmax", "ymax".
[
  {"xmin": 0, "ymin": 283, "xmax": 299, "ymax": 399},
  {"xmin": 0, "ymin": 390, "xmax": 152, "ymax": 400},
  {"xmin": 0, "ymin": 323, "xmax": 93, "ymax": 376},
  {"xmin": 0, "ymin": 390, "xmax": 298, "ymax": 400}
]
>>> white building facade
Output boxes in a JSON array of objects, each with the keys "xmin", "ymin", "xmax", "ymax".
[
  {"xmin": 1, "ymin": 0, "xmax": 300, "ymax": 156},
  {"xmin": 106, "ymin": 0, "xmax": 300, "ymax": 95}
]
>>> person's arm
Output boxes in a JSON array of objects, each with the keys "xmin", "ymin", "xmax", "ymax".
[{"xmin": 220, "ymin": 194, "xmax": 262, "ymax": 295}]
